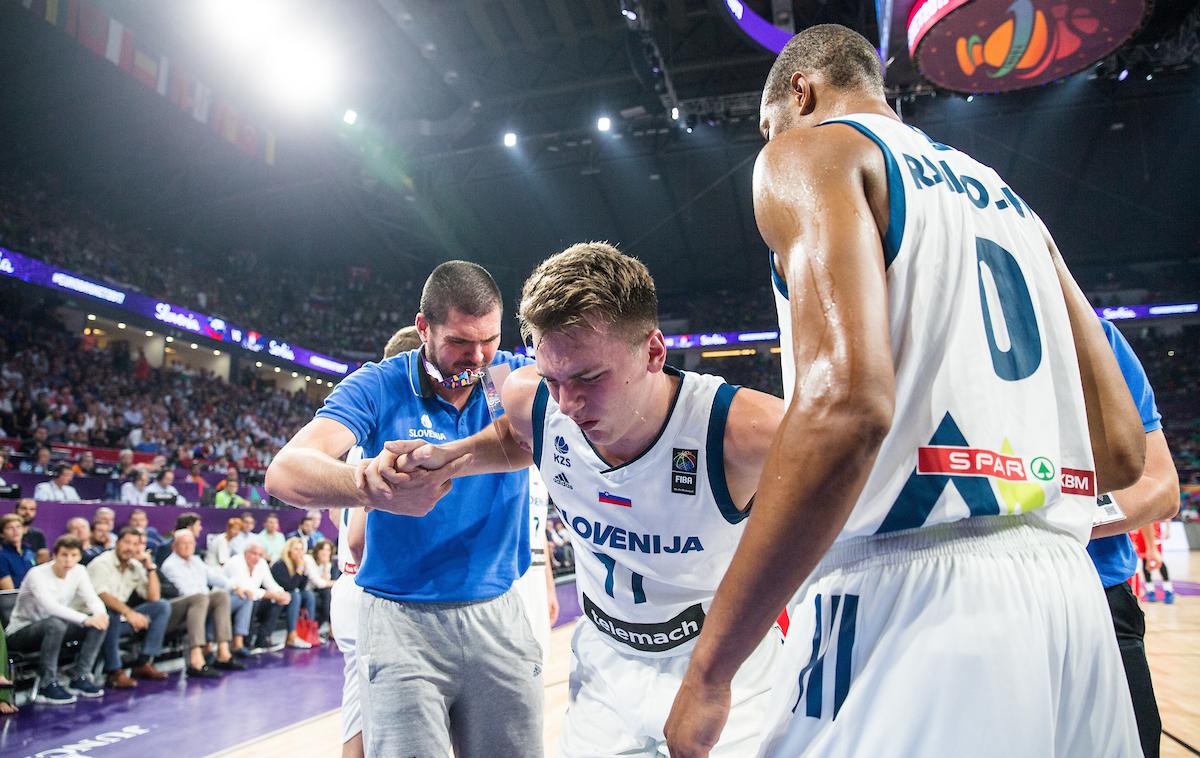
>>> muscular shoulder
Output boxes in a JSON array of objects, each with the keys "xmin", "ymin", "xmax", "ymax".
[{"xmin": 721, "ymin": 387, "xmax": 785, "ymax": 509}]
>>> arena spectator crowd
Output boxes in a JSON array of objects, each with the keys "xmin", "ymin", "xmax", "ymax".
[{"xmin": 0, "ymin": 502, "xmax": 337, "ymax": 706}]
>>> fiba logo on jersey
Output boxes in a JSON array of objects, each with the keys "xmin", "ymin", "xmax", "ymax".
[
  {"xmin": 421, "ymin": 414, "xmax": 433, "ymax": 429},
  {"xmin": 554, "ymin": 435, "xmax": 571, "ymax": 467},
  {"xmin": 671, "ymin": 448, "xmax": 697, "ymax": 495}
]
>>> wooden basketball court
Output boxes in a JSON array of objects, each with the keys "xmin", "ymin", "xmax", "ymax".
[{"xmin": 219, "ymin": 553, "xmax": 1200, "ymax": 757}]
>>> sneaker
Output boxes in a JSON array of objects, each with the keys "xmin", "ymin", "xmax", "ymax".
[
  {"xmin": 1164, "ymin": 590, "xmax": 1175, "ymax": 605},
  {"xmin": 267, "ymin": 642, "xmax": 286, "ymax": 653},
  {"xmin": 1145, "ymin": 590, "xmax": 1158, "ymax": 602},
  {"xmin": 287, "ymin": 638, "xmax": 313, "ymax": 650},
  {"xmin": 67, "ymin": 677, "xmax": 105, "ymax": 699},
  {"xmin": 232, "ymin": 647, "xmax": 252, "ymax": 659},
  {"xmin": 35, "ymin": 681, "xmax": 77, "ymax": 705},
  {"xmin": 213, "ymin": 658, "xmax": 246, "ymax": 671}
]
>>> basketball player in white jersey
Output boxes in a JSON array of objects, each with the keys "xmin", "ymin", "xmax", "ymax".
[
  {"xmin": 332, "ymin": 325, "xmax": 422, "ymax": 758},
  {"xmin": 379, "ymin": 243, "xmax": 786, "ymax": 756},
  {"xmin": 665, "ymin": 25, "xmax": 1148, "ymax": 757},
  {"xmin": 512, "ymin": 467, "xmax": 560, "ymax": 669}
]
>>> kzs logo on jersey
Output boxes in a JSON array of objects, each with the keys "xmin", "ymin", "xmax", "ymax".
[
  {"xmin": 671, "ymin": 448, "xmax": 697, "ymax": 496},
  {"xmin": 554, "ymin": 435, "xmax": 571, "ymax": 468}
]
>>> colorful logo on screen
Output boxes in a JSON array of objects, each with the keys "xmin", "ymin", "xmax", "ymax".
[
  {"xmin": 242, "ymin": 331, "xmax": 265, "ymax": 352},
  {"xmin": 204, "ymin": 317, "xmax": 228, "ymax": 341},
  {"xmin": 598, "ymin": 492, "xmax": 632, "ymax": 508},
  {"xmin": 955, "ymin": 0, "xmax": 1100, "ymax": 81}
]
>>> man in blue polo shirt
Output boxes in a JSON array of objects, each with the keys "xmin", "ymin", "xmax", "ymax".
[
  {"xmin": 1087, "ymin": 319, "xmax": 1180, "ymax": 758},
  {"xmin": 266, "ymin": 261, "xmax": 542, "ymax": 758}
]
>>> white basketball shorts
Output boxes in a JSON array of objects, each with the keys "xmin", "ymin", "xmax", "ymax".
[
  {"xmin": 331, "ymin": 573, "xmax": 364, "ymax": 744},
  {"xmin": 759, "ymin": 514, "xmax": 1141, "ymax": 758},
  {"xmin": 560, "ymin": 616, "xmax": 784, "ymax": 757}
]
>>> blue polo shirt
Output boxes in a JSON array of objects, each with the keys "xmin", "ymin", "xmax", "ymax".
[
  {"xmin": 1087, "ymin": 320, "xmax": 1161, "ymax": 588},
  {"xmin": 0, "ymin": 543, "xmax": 36, "ymax": 587},
  {"xmin": 316, "ymin": 348, "xmax": 533, "ymax": 602}
]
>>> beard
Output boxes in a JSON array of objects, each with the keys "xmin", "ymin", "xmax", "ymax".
[{"xmin": 423, "ymin": 343, "xmax": 485, "ymax": 381}]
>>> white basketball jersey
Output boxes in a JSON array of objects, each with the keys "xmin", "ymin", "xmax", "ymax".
[
  {"xmin": 338, "ymin": 446, "xmax": 364, "ymax": 571},
  {"xmin": 534, "ymin": 367, "xmax": 749, "ymax": 658},
  {"xmin": 772, "ymin": 113, "xmax": 1095, "ymax": 545}
]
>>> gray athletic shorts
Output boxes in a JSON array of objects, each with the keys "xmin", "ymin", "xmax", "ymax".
[{"xmin": 358, "ymin": 587, "xmax": 545, "ymax": 757}]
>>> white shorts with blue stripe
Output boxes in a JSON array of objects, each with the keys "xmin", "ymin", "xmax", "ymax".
[{"xmin": 760, "ymin": 514, "xmax": 1140, "ymax": 758}]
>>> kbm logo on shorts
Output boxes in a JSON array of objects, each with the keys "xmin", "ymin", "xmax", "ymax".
[{"xmin": 583, "ymin": 594, "xmax": 704, "ymax": 653}]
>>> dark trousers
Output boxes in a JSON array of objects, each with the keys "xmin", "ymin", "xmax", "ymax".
[
  {"xmin": 251, "ymin": 598, "xmax": 286, "ymax": 647},
  {"xmin": 1105, "ymin": 581, "xmax": 1160, "ymax": 758},
  {"xmin": 9, "ymin": 618, "xmax": 105, "ymax": 684}
]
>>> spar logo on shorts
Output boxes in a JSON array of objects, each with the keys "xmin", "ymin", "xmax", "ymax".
[{"xmin": 583, "ymin": 594, "xmax": 704, "ymax": 653}]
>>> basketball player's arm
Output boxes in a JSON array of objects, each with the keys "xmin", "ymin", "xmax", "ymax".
[
  {"xmin": 667, "ymin": 128, "xmax": 895, "ymax": 754},
  {"xmin": 386, "ymin": 365, "xmax": 538, "ymax": 476},
  {"xmin": 1090, "ymin": 429, "xmax": 1179, "ymax": 538},
  {"xmin": 267, "ymin": 418, "xmax": 468, "ymax": 516},
  {"xmin": 722, "ymin": 389, "xmax": 786, "ymax": 510},
  {"xmin": 1042, "ymin": 224, "xmax": 1146, "ymax": 492}
]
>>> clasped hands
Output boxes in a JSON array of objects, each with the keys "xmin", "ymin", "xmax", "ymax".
[{"xmin": 352, "ymin": 440, "xmax": 472, "ymax": 516}]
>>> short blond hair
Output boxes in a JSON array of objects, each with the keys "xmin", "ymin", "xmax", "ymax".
[
  {"xmin": 518, "ymin": 242, "xmax": 658, "ymax": 345},
  {"xmin": 384, "ymin": 325, "xmax": 421, "ymax": 359}
]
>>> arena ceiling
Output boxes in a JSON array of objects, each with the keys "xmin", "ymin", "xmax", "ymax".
[{"xmin": 0, "ymin": 0, "xmax": 1197, "ymax": 309}]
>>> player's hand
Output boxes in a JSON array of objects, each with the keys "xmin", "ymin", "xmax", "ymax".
[
  {"xmin": 354, "ymin": 442, "xmax": 473, "ymax": 516},
  {"xmin": 664, "ymin": 672, "xmax": 731, "ymax": 758},
  {"xmin": 384, "ymin": 440, "xmax": 460, "ymax": 473},
  {"xmin": 548, "ymin": 592, "xmax": 560, "ymax": 627}
]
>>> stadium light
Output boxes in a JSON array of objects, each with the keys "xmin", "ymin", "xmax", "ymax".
[
  {"xmin": 671, "ymin": 106, "xmax": 680, "ymax": 121},
  {"xmin": 190, "ymin": 343, "xmax": 198, "ymax": 350},
  {"xmin": 264, "ymin": 37, "xmax": 339, "ymax": 111},
  {"xmin": 117, "ymin": 322, "xmax": 126, "ymax": 329},
  {"xmin": 1118, "ymin": 69, "xmax": 1129, "ymax": 81},
  {"xmin": 213, "ymin": 350, "xmax": 221, "ymax": 356},
  {"xmin": 291, "ymin": 371, "xmax": 299, "ymax": 378},
  {"xmin": 87, "ymin": 314, "xmax": 96, "ymax": 321},
  {"xmin": 274, "ymin": 367, "xmax": 281, "ymax": 373},
  {"xmin": 165, "ymin": 336, "xmax": 174, "ymax": 343},
  {"xmin": 343, "ymin": 109, "xmax": 358, "ymax": 125},
  {"xmin": 966, "ymin": 95, "xmax": 974, "ymax": 102},
  {"xmin": 255, "ymin": 361, "xmax": 263, "ymax": 368},
  {"xmin": 145, "ymin": 330, "xmax": 154, "ymax": 337},
  {"xmin": 597, "ymin": 116, "xmax": 611, "ymax": 132},
  {"xmin": 503, "ymin": 132, "xmax": 518, "ymax": 148}
]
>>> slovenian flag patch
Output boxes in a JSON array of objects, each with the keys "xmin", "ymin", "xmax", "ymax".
[{"xmin": 598, "ymin": 491, "xmax": 632, "ymax": 508}]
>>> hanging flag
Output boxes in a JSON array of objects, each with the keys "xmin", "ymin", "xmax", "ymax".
[
  {"xmin": 132, "ymin": 49, "xmax": 158, "ymax": 89},
  {"xmin": 77, "ymin": 0, "xmax": 108, "ymax": 56},
  {"xmin": 192, "ymin": 82, "xmax": 212, "ymax": 124},
  {"xmin": 156, "ymin": 56, "xmax": 170, "ymax": 96}
]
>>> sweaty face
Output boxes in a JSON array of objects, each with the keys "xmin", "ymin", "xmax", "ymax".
[
  {"xmin": 421, "ymin": 307, "xmax": 502, "ymax": 381},
  {"xmin": 534, "ymin": 324, "xmax": 657, "ymax": 448}
]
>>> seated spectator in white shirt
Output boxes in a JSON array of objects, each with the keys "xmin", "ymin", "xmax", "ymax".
[
  {"xmin": 224, "ymin": 542, "xmax": 291, "ymax": 651},
  {"xmin": 87, "ymin": 527, "xmax": 171, "ymax": 689},
  {"xmin": 305, "ymin": 539, "xmax": 336, "ymax": 632},
  {"xmin": 120, "ymin": 470, "xmax": 151, "ymax": 505},
  {"xmin": 206, "ymin": 517, "xmax": 243, "ymax": 570},
  {"xmin": 145, "ymin": 469, "xmax": 186, "ymax": 505},
  {"xmin": 32, "ymin": 465, "xmax": 82, "ymax": 502},
  {"xmin": 227, "ymin": 512, "xmax": 256, "ymax": 555},
  {"xmin": 161, "ymin": 529, "xmax": 249, "ymax": 674},
  {"xmin": 5, "ymin": 536, "xmax": 109, "ymax": 704}
]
